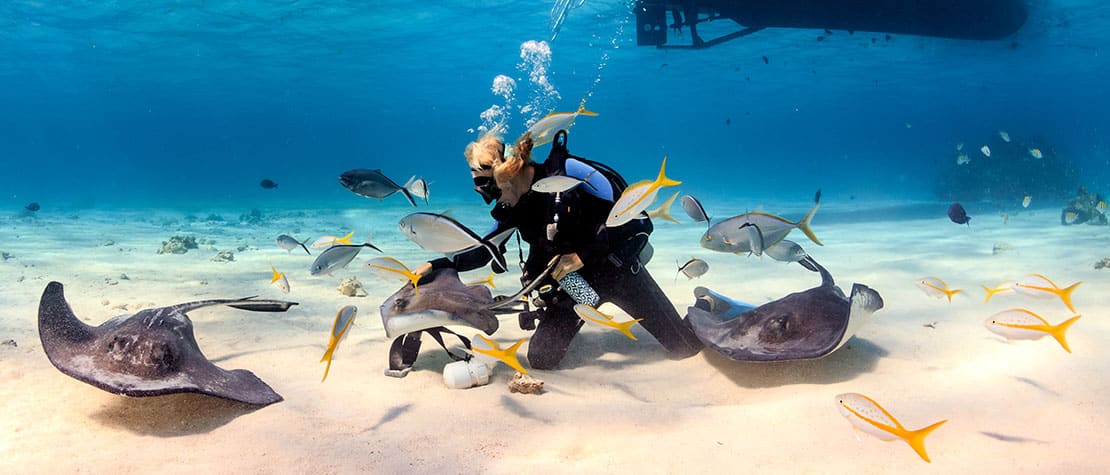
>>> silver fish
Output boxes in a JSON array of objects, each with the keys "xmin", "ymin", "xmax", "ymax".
[
  {"xmin": 397, "ymin": 212, "xmax": 515, "ymax": 272},
  {"xmin": 530, "ymin": 172, "xmax": 598, "ymax": 194},
  {"xmin": 763, "ymin": 240, "xmax": 807, "ymax": 263},
  {"xmin": 339, "ymin": 169, "xmax": 417, "ymax": 207},
  {"xmin": 310, "ymin": 243, "xmax": 382, "ymax": 276},
  {"xmin": 676, "ymin": 258, "xmax": 709, "ymax": 281},
  {"xmin": 403, "ymin": 176, "xmax": 429, "ymax": 203},
  {"xmin": 275, "ymin": 234, "xmax": 311, "ymax": 255},
  {"xmin": 681, "ymin": 194, "xmax": 710, "ymax": 227},
  {"xmin": 701, "ymin": 190, "xmax": 822, "ymax": 255}
]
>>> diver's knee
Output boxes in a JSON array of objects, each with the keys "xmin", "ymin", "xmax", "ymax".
[{"xmin": 526, "ymin": 347, "xmax": 565, "ymax": 370}]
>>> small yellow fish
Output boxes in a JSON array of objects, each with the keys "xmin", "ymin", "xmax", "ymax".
[
  {"xmin": 836, "ymin": 393, "xmax": 947, "ymax": 463},
  {"xmin": 984, "ymin": 308, "xmax": 1081, "ymax": 353},
  {"xmin": 366, "ymin": 256, "xmax": 422, "ymax": 295},
  {"xmin": 312, "ymin": 231, "xmax": 355, "ymax": 249},
  {"xmin": 270, "ymin": 265, "xmax": 290, "ymax": 294},
  {"xmin": 1097, "ymin": 201, "xmax": 1107, "ymax": 214},
  {"xmin": 606, "ymin": 157, "xmax": 682, "ymax": 227},
  {"xmin": 915, "ymin": 277, "xmax": 962, "ymax": 303},
  {"xmin": 1064, "ymin": 211, "xmax": 1078, "ymax": 224},
  {"xmin": 465, "ymin": 272, "xmax": 496, "ymax": 289},
  {"xmin": 999, "ymin": 130, "xmax": 1011, "ymax": 142},
  {"xmin": 1028, "ymin": 148, "xmax": 1043, "ymax": 159},
  {"xmin": 980, "ymin": 145, "xmax": 991, "ymax": 157},
  {"xmin": 1022, "ymin": 195, "xmax": 1031, "ymax": 208},
  {"xmin": 321, "ymin": 306, "xmax": 358, "ymax": 382},
  {"xmin": 573, "ymin": 304, "xmax": 643, "ymax": 340},
  {"xmin": 527, "ymin": 108, "xmax": 599, "ymax": 146},
  {"xmin": 1013, "ymin": 274, "xmax": 1081, "ymax": 313},
  {"xmin": 471, "ymin": 334, "xmax": 529, "ymax": 374},
  {"xmin": 646, "ymin": 190, "xmax": 683, "ymax": 224},
  {"xmin": 981, "ymin": 281, "xmax": 1015, "ymax": 303}
]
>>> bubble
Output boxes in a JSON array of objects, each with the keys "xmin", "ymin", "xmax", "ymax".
[
  {"xmin": 518, "ymin": 40, "xmax": 561, "ymax": 128},
  {"xmin": 491, "ymin": 74, "xmax": 516, "ymax": 101}
]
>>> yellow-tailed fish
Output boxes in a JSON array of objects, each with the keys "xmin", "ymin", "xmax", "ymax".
[
  {"xmin": 836, "ymin": 393, "xmax": 947, "ymax": 463},
  {"xmin": 1064, "ymin": 211, "xmax": 1078, "ymax": 224},
  {"xmin": 365, "ymin": 256, "xmax": 422, "ymax": 295},
  {"xmin": 980, "ymin": 145, "xmax": 991, "ymax": 157},
  {"xmin": 646, "ymin": 191, "xmax": 683, "ymax": 224},
  {"xmin": 1029, "ymin": 148, "xmax": 1043, "ymax": 159},
  {"xmin": 527, "ymin": 107, "xmax": 599, "ymax": 146},
  {"xmin": 984, "ymin": 308, "xmax": 1081, "ymax": 353},
  {"xmin": 270, "ymin": 265, "xmax": 290, "ymax": 294},
  {"xmin": 312, "ymin": 230, "xmax": 355, "ymax": 249},
  {"xmin": 321, "ymin": 305, "xmax": 358, "ymax": 382},
  {"xmin": 573, "ymin": 304, "xmax": 643, "ymax": 341},
  {"xmin": 471, "ymin": 334, "xmax": 529, "ymax": 374},
  {"xmin": 1022, "ymin": 195, "xmax": 1031, "ymax": 208},
  {"xmin": 1098, "ymin": 201, "xmax": 1107, "ymax": 214},
  {"xmin": 981, "ymin": 281, "xmax": 1015, "ymax": 303},
  {"xmin": 999, "ymin": 130, "xmax": 1011, "ymax": 142},
  {"xmin": 914, "ymin": 277, "xmax": 962, "ymax": 303},
  {"xmin": 465, "ymin": 272, "xmax": 496, "ymax": 289},
  {"xmin": 1013, "ymin": 274, "xmax": 1081, "ymax": 313},
  {"xmin": 606, "ymin": 157, "xmax": 682, "ymax": 227}
]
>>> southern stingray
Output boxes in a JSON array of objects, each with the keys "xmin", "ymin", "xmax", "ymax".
[
  {"xmin": 686, "ymin": 256, "xmax": 883, "ymax": 361},
  {"xmin": 379, "ymin": 262, "xmax": 554, "ymax": 339},
  {"xmin": 38, "ymin": 282, "xmax": 297, "ymax": 406},
  {"xmin": 378, "ymin": 260, "xmax": 557, "ymax": 377}
]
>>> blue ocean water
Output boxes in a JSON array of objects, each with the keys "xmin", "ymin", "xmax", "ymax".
[{"xmin": 1, "ymin": 1, "xmax": 1107, "ymax": 211}]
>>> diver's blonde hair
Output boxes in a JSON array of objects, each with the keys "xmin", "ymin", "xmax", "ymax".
[{"xmin": 464, "ymin": 131, "xmax": 534, "ymax": 187}]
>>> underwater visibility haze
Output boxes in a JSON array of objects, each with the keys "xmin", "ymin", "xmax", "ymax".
[{"xmin": 1, "ymin": 0, "xmax": 1108, "ymax": 208}]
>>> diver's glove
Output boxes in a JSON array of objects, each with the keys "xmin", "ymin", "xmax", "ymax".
[{"xmin": 558, "ymin": 272, "xmax": 600, "ymax": 307}]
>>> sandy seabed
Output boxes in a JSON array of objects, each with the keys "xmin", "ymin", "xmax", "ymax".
[{"xmin": 1, "ymin": 199, "xmax": 1108, "ymax": 474}]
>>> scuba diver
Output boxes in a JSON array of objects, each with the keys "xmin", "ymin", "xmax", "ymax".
[{"xmin": 415, "ymin": 130, "xmax": 703, "ymax": 370}]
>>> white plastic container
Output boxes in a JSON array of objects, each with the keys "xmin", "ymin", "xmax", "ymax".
[{"xmin": 442, "ymin": 359, "xmax": 492, "ymax": 389}]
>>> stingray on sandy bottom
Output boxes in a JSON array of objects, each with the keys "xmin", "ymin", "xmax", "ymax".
[
  {"xmin": 38, "ymin": 282, "xmax": 297, "ymax": 406},
  {"xmin": 686, "ymin": 256, "xmax": 883, "ymax": 362},
  {"xmin": 378, "ymin": 259, "xmax": 556, "ymax": 376}
]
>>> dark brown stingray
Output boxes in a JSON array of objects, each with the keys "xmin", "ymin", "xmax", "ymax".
[
  {"xmin": 38, "ymin": 282, "xmax": 297, "ymax": 406},
  {"xmin": 686, "ymin": 257, "xmax": 883, "ymax": 361},
  {"xmin": 379, "ymin": 261, "xmax": 557, "ymax": 339}
]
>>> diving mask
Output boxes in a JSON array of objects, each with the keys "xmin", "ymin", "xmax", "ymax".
[{"xmin": 473, "ymin": 176, "xmax": 501, "ymax": 204}]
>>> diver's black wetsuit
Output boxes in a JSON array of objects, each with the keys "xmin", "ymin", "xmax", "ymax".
[{"xmin": 431, "ymin": 161, "xmax": 703, "ymax": 370}]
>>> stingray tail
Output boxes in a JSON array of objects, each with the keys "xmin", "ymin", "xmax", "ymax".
[{"xmin": 225, "ymin": 297, "xmax": 299, "ymax": 312}]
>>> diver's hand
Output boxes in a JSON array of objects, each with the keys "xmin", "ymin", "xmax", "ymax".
[
  {"xmin": 552, "ymin": 253, "xmax": 584, "ymax": 282},
  {"xmin": 413, "ymin": 261, "xmax": 434, "ymax": 276}
]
